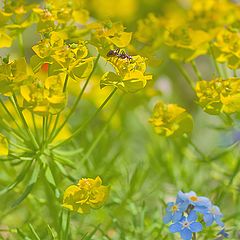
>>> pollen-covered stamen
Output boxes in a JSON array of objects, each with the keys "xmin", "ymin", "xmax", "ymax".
[
  {"xmin": 189, "ymin": 196, "xmax": 198, "ymax": 202},
  {"xmin": 171, "ymin": 204, "xmax": 179, "ymax": 213},
  {"xmin": 182, "ymin": 221, "xmax": 191, "ymax": 228}
]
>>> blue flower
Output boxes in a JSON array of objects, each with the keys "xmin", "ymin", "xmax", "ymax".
[
  {"xmin": 163, "ymin": 200, "xmax": 188, "ymax": 224},
  {"xmin": 195, "ymin": 204, "xmax": 224, "ymax": 227},
  {"xmin": 178, "ymin": 191, "xmax": 211, "ymax": 208},
  {"xmin": 217, "ymin": 228, "xmax": 229, "ymax": 238},
  {"xmin": 169, "ymin": 211, "xmax": 203, "ymax": 240}
]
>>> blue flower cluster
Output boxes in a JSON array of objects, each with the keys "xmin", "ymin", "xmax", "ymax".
[{"xmin": 163, "ymin": 191, "xmax": 228, "ymax": 240}]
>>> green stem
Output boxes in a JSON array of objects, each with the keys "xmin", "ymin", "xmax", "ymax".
[
  {"xmin": 17, "ymin": 31, "xmax": 25, "ymax": 57},
  {"xmin": 31, "ymin": 112, "xmax": 40, "ymax": 144},
  {"xmin": 49, "ymin": 54, "xmax": 101, "ymax": 143},
  {"xmin": 175, "ymin": 62, "xmax": 195, "ymax": 90},
  {"xmin": 192, "ymin": 233, "xmax": 197, "ymax": 240},
  {"xmin": 0, "ymin": 98, "xmax": 28, "ymax": 139},
  {"xmin": 62, "ymin": 74, "xmax": 69, "ymax": 93},
  {"xmin": 51, "ymin": 87, "xmax": 117, "ymax": 149},
  {"xmin": 10, "ymin": 95, "xmax": 39, "ymax": 149},
  {"xmin": 233, "ymin": 69, "xmax": 237, "ymax": 77},
  {"xmin": 81, "ymin": 92, "xmax": 124, "ymax": 164},
  {"xmin": 10, "ymin": 141, "xmax": 32, "ymax": 152},
  {"xmin": 209, "ymin": 43, "xmax": 221, "ymax": 77},
  {"xmin": 63, "ymin": 210, "xmax": 71, "ymax": 240},
  {"xmin": 222, "ymin": 64, "xmax": 228, "ymax": 79},
  {"xmin": 0, "ymin": 118, "xmax": 27, "ymax": 144},
  {"xmin": 191, "ymin": 60, "xmax": 202, "ymax": 80},
  {"xmin": 48, "ymin": 73, "xmax": 69, "ymax": 142}
]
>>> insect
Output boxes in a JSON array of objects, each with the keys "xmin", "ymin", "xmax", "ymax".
[{"xmin": 107, "ymin": 48, "xmax": 133, "ymax": 62}]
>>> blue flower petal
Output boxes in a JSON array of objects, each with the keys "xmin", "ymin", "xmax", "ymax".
[
  {"xmin": 169, "ymin": 222, "xmax": 182, "ymax": 233},
  {"xmin": 196, "ymin": 197, "xmax": 211, "ymax": 207},
  {"xmin": 187, "ymin": 211, "xmax": 197, "ymax": 222},
  {"xmin": 172, "ymin": 211, "xmax": 182, "ymax": 222},
  {"xmin": 204, "ymin": 213, "xmax": 214, "ymax": 226},
  {"xmin": 167, "ymin": 202, "xmax": 174, "ymax": 209},
  {"xmin": 180, "ymin": 228, "xmax": 192, "ymax": 240},
  {"xmin": 179, "ymin": 201, "xmax": 189, "ymax": 212},
  {"xmin": 177, "ymin": 191, "xmax": 188, "ymax": 202},
  {"xmin": 215, "ymin": 216, "xmax": 224, "ymax": 227},
  {"xmin": 163, "ymin": 212, "xmax": 172, "ymax": 224},
  {"xmin": 190, "ymin": 222, "xmax": 203, "ymax": 232},
  {"xmin": 194, "ymin": 205, "xmax": 208, "ymax": 214}
]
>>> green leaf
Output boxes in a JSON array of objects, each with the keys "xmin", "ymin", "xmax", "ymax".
[
  {"xmin": 28, "ymin": 224, "xmax": 41, "ymax": 240},
  {"xmin": 0, "ymin": 161, "xmax": 32, "ymax": 195},
  {"xmin": 82, "ymin": 224, "xmax": 101, "ymax": 240},
  {"xmin": 45, "ymin": 166, "xmax": 60, "ymax": 199},
  {"xmin": 12, "ymin": 163, "xmax": 40, "ymax": 208},
  {"xmin": 47, "ymin": 225, "xmax": 58, "ymax": 240}
]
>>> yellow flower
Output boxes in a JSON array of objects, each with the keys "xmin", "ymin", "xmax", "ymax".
[
  {"xmin": 0, "ymin": 133, "xmax": 8, "ymax": 157},
  {"xmin": 90, "ymin": 21, "xmax": 132, "ymax": 56},
  {"xmin": 62, "ymin": 176, "xmax": 109, "ymax": 214},
  {"xmin": 213, "ymin": 29, "xmax": 240, "ymax": 69},
  {"xmin": 101, "ymin": 55, "xmax": 152, "ymax": 93},
  {"xmin": 31, "ymin": 33, "xmax": 93, "ymax": 81},
  {"xmin": 195, "ymin": 77, "xmax": 240, "ymax": 115},
  {"xmin": 20, "ymin": 73, "xmax": 67, "ymax": 115},
  {"xmin": 164, "ymin": 26, "xmax": 211, "ymax": 62},
  {"xmin": 0, "ymin": 58, "xmax": 28, "ymax": 96},
  {"xmin": 149, "ymin": 102, "xmax": 193, "ymax": 137}
]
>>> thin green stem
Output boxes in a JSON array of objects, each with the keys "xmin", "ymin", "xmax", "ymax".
[
  {"xmin": 48, "ymin": 73, "xmax": 69, "ymax": 143},
  {"xmin": 63, "ymin": 210, "xmax": 71, "ymax": 240},
  {"xmin": 10, "ymin": 95, "xmax": 39, "ymax": 149},
  {"xmin": 41, "ymin": 116, "xmax": 48, "ymax": 151},
  {"xmin": 10, "ymin": 141, "xmax": 32, "ymax": 152},
  {"xmin": 233, "ymin": 69, "xmax": 237, "ymax": 77},
  {"xmin": 175, "ymin": 62, "xmax": 195, "ymax": 90},
  {"xmin": 0, "ymin": 118, "xmax": 27, "ymax": 144},
  {"xmin": 0, "ymin": 98, "xmax": 28, "ymax": 138},
  {"xmin": 62, "ymin": 74, "xmax": 69, "ymax": 93},
  {"xmin": 49, "ymin": 54, "xmax": 101, "ymax": 143},
  {"xmin": 222, "ymin": 64, "xmax": 228, "ymax": 79},
  {"xmin": 81, "ymin": 92, "xmax": 124, "ymax": 164},
  {"xmin": 51, "ymin": 87, "xmax": 117, "ymax": 149},
  {"xmin": 17, "ymin": 31, "xmax": 25, "ymax": 57},
  {"xmin": 191, "ymin": 60, "xmax": 202, "ymax": 80},
  {"xmin": 209, "ymin": 43, "xmax": 221, "ymax": 77},
  {"xmin": 31, "ymin": 112, "xmax": 40, "ymax": 144}
]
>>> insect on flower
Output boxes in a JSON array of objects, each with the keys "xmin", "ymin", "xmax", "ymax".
[{"xmin": 107, "ymin": 48, "xmax": 133, "ymax": 62}]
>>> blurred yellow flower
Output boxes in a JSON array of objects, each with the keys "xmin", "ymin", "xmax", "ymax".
[
  {"xmin": 62, "ymin": 176, "xmax": 109, "ymax": 214},
  {"xmin": 90, "ymin": 21, "xmax": 132, "ymax": 55},
  {"xmin": 149, "ymin": 102, "xmax": 193, "ymax": 137},
  {"xmin": 0, "ymin": 133, "xmax": 8, "ymax": 157},
  {"xmin": 88, "ymin": 0, "xmax": 137, "ymax": 22},
  {"xmin": 164, "ymin": 26, "xmax": 211, "ymax": 62},
  {"xmin": 213, "ymin": 29, "xmax": 240, "ymax": 69},
  {"xmin": 196, "ymin": 78, "xmax": 240, "ymax": 115}
]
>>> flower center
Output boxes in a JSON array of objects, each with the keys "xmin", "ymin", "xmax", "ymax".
[
  {"xmin": 182, "ymin": 221, "xmax": 190, "ymax": 228},
  {"xmin": 190, "ymin": 196, "xmax": 198, "ymax": 202},
  {"xmin": 171, "ymin": 204, "xmax": 178, "ymax": 212}
]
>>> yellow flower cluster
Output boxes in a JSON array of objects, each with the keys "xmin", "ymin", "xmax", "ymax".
[
  {"xmin": 102, "ymin": 54, "xmax": 152, "ymax": 93},
  {"xmin": 62, "ymin": 176, "xmax": 109, "ymax": 214},
  {"xmin": 149, "ymin": 102, "xmax": 193, "ymax": 137},
  {"xmin": 20, "ymin": 73, "xmax": 66, "ymax": 115},
  {"xmin": 213, "ymin": 29, "xmax": 240, "ymax": 69},
  {"xmin": 196, "ymin": 78, "xmax": 240, "ymax": 115}
]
